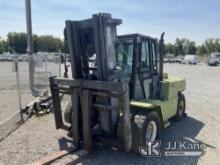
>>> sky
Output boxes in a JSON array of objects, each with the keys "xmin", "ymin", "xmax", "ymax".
[{"xmin": 0, "ymin": 0, "xmax": 220, "ymax": 44}]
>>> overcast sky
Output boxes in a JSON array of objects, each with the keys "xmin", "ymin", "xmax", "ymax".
[{"xmin": 0, "ymin": 0, "xmax": 219, "ymax": 44}]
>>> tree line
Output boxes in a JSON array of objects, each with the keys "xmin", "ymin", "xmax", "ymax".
[
  {"xmin": 1, "ymin": 32, "xmax": 220, "ymax": 57},
  {"xmin": 0, "ymin": 32, "xmax": 64, "ymax": 54},
  {"xmin": 165, "ymin": 38, "xmax": 220, "ymax": 57}
]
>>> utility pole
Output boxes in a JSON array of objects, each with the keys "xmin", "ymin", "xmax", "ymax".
[{"xmin": 25, "ymin": 0, "xmax": 34, "ymax": 90}]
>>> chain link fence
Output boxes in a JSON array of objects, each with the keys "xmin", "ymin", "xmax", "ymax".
[
  {"xmin": 0, "ymin": 59, "xmax": 19, "ymax": 124},
  {"xmin": 34, "ymin": 52, "xmax": 62, "ymax": 92},
  {"xmin": 0, "ymin": 53, "xmax": 65, "ymax": 140}
]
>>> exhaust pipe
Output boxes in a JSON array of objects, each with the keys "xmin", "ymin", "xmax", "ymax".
[{"xmin": 159, "ymin": 32, "xmax": 165, "ymax": 81}]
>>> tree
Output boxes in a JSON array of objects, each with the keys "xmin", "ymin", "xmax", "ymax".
[
  {"xmin": 196, "ymin": 44, "xmax": 207, "ymax": 56},
  {"xmin": 165, "ymin": 43, "xmax": 175, "ymax": 54},
  {"xmin": 204, "ymin": 38, "xmax": 215, "ymax": 55},
  {"xmin": 7, "ymin": 32, "xmax": 27, "ymax": 53},
  {"xmin": 0, "ymin": 37, "xmax": 8, "ymax": 54},
  {"xmin": 185, "ymin": 40, "xmax": 197, "ymax": 54},
  {"xmin": 0, "ymin": 36, "xmax": 2, "ymax": 54},
  {"xmin": 175, "ymin": 38, "xmax": 186, "ymax": 56},
  {"xmin": 0, "ymin": 41, "xmax": 3, "ymax": 54},
  {"xmin": 214, "ymin": 38, "xmax": 220, "ymax": 52},
  {"xmin": 37, "ymin": 35, "xmax": 63, "ymax": 52},
  {"xmin": 174, "ymin": 38, "xmax": 197, "ymax": 56},
  {"xmin": 33, "ymin": 34, "xmax": 39, "ymax": 53},
  {"xmin": 4, "ymin": 32, "xmax": 64, "ymax": 54}
]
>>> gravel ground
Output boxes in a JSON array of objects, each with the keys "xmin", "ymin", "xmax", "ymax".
[{"xmin": 0, "ymin": 63, "xmax": 220, "ymax": 165}]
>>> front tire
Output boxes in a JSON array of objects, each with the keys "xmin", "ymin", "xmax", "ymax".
[
  {"xmin": 132, "ymin": 111, "xmax": 162, "ymax": 152},
  {"xmin": 174, "ymin": 93, "xmax": 186, "ymax": 121}
]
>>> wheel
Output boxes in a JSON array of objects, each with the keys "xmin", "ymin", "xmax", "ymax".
[
  {"xmin": 64, "ymin": 101, "xmax": 72, "ymax": 123},
  {"xmin": 214, "ymin": 62, "xmax": 218, "ymax": 66},
  {"xmin": 145, "ymin": 120, "xmax": 157, "ymax": 141},
  {"xmin": 131, "ymin": 111, "xmax": 162, "ymax": 152},
  {"xmin": 174, "ymin": 93, "xmax": 186, "ymax": 121}
]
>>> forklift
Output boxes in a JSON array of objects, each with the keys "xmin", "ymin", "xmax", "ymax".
[{"xmin": 49, "ymin": 13, "xmax": 186, "ymax": 154}]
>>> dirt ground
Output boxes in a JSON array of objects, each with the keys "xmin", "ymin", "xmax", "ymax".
[{"xmin": 0, "ymin": 63, "xmax": 220, "ymax": 165}]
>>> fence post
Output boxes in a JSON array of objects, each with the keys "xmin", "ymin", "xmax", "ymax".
[
  {"xmin": 59, "ymin": 55, "xmax": 61, "ymax": 77},
  {"xmin": 15, "ymin": 61, "xmax": 23, "ymax": 122},
  {"xmin": 25, "ymin": 0, "xmax": 35, "ymax": 90}
]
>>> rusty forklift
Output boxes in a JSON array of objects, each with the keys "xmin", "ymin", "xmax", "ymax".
[{"xmin": 49, "ymin": 13, "xmax": 186, "ymax": 154}]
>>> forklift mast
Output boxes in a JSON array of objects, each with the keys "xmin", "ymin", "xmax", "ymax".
[
  {"xmin": 64, "ymin": 13, "xmax": 121, "ymax": 81},
  {"xmin": 64, "ymin": 13, "xmax": 123, "ymax": 135}
]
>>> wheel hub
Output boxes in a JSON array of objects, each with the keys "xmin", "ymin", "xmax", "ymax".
[{"xmin": 145, "ymin": 121, "xmax": 157, "ymax": 142}]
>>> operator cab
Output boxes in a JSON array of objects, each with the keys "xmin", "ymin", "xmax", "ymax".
[
  {"xmin": 116, "ymin": 34, "xmax": 160, "ymax": 100},
  {"xmin": 64, "ymin": 14, "xmax": 164, "ymax": 101}
]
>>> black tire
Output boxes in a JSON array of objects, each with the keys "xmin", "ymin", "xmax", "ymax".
[
  {"xmin": 64, "ymin": 101, "xmax": 72, "ymax": 123},
  {"xmin": 174, "ymin": 93, "xmax": 186, "ymax": 121},
  {"xmin": 131, "ymin": 111, "xmax": 162, "ymax": 153}
]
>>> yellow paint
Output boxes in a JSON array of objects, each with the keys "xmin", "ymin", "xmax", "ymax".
[{"xmin": 130, "ymin": 101, "xmax": 155, "ymax": 109}]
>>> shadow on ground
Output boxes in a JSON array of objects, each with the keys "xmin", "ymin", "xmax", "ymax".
[
  {"xmin": 58, "ymin": 137, "xmax": 75, "ymax": 151},
  {"xmin": 59, "ymin": 116, "xmax": 214, "ymax": 165}
]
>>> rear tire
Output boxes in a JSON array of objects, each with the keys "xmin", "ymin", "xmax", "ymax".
[
  {"xmin": 132, "ymin": 111, "xmax": 162, "ymax": 153},
  {"xmin": 174, "ymin": 93, "xmax": 186, "ymax": 121}
]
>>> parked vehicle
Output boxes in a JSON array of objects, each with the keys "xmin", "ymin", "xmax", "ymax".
[
  {"xmin": 176, "ymin": 55, "xmax": 184, "ymax": 64},
  {"xmin": 183, "ymin": 55, "xmax": 199, "ymax": 64},
  {"xmin": 207, "ymin": 57, "xmax": 220, "ymax": 66},
  {"xmin": 164, "ymin": 54, "xmax": 176, "ymax": 63},
  {"xmin": 164, "ymin": 57, "xmax": 169, "ymax": 63},
  {"xmin": 207, "ymin": 53, "xmax": 220, "ymax": 66},
  {"xmin": 17, "ymin": 55, "xmax": 28, "ymax": 62},
  {"xmin": 0, "ymin": 55, "xmax": 16, "ymax": 62}
]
